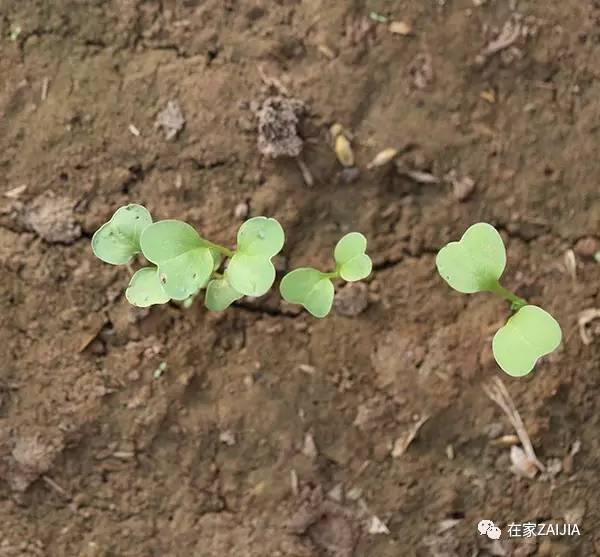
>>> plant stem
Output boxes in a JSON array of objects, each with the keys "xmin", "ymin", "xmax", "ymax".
[
  {"xmin": 487, "ymin": 282, "xmax": 527, "ymax": 311},
  {"xmin": 202, "ymin": 240, "xmax": 234, "ymax": 258},
  {"xmin": 323, "ymin": 271, "xmax": 340, "ymax": 280},
  {"xmin": 212, "ymin": 271, "xmax": 223, "ymax": 279}
]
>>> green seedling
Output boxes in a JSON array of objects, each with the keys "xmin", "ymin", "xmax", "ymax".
[
  {"xmin": 92, "ymin": 204, "xmax": 284, "ymax": 311},
  {"xmin": 280, "ymin": 232, "xmax": 372, "ymax": 318},
  {"xmin": 436, "ymin": 223, "xmax": 561, "ymax": 377}
]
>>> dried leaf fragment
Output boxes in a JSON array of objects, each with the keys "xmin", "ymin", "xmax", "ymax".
[
  {"xmin": 335, "ymin": 134, "xmax": 355, "ymax": 167},
  {"xmin": 154, "ymin": 100, "xmax": 185, "ymax": 140},
  {"xmin": 367, "ymin": 148, "xmax": 398, "ymax": 169},
  {"xmin": 578, "ymin": 308, "xmax": 600, "ymax": 345},
  {"xmin": 389, "ymin": 21, "xmax": 412, "ymax": 36}
]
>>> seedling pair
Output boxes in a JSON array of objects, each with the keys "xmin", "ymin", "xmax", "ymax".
[
  {"xmin": 436, "ymin": 223, "xmax": 562, "ymax": 377},
  {"xmin": 91, "ymin": 204, "xmax": 372, "ymax": 317}
]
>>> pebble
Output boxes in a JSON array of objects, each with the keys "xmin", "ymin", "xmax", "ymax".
[
  {"xmin": 573, "ymin": 236, "xmax": 600, "ymax": 259},
  {"xmin": 338, "ymin": 167, "xmax": 361, "ymax": 184},
  {"xmin": 234, "ymin": 202, "xmax": 249, "ymax": 219}
]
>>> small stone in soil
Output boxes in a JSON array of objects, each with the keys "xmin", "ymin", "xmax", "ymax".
[
  {"xmin": 337, "ymin": 166, "xmax": 361, "ymax": 184},
  {"xmin": 219, "ymin": 430, "xmax": 236, "ymax": 446},
  {"xmin": 234, "ymin": 201, "xmax": 249, "ymax": 219}
]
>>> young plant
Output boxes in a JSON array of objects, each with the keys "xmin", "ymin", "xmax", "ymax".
[
  {"xmin": 91, "ymin": 204, "xmax": 284, "ymax": 311},
  {"xmin": 280, "ymin": 232, "xmax": 372, "ymax": 318},
  {"xmin": 436, "ymin": 222, "xmax": 561, "ymax": 377}
]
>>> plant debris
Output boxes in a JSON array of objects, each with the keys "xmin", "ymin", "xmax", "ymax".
[
  {"xmin": 389, "ymin": 21, "xmax": 412, "ymax": 36},
  {"xmin": 391, "ymin": 415, "xmax": 430, "ymax": 458},
  {"xmin": 154, "ymin": 100, "xmax": 185, "ymax": 140},
  {"xmin": 366, "ymin": 148, "xmax": 398, "ymax": 169},
  {"xmin": 577, "ymin": 308, "xmax": 600, "ymax": 345},
  {"xmin": 483, "ymin": 378, "xmax": 544, "ymax": 478}
]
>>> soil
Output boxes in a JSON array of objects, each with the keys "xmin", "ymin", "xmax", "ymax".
[{"xmin": 0, "ymin": 1, "xmax": 599, "ymax": 556}]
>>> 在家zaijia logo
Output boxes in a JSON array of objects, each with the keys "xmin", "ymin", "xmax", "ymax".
[{"xmin": 477, "ymin": 520, "xmax": 501, "ymax": 540}]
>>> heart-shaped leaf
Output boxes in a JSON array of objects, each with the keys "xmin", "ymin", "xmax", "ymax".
[
  {"xmin": 227, "ymin": 217, "xmax": 285, "ymax": 297},
  {"xmin": 205, "ymin": 273, "xmax": 243, "ymax": 312},
  {"xmin": 280, "ymin": 267, "xmax": 335, "ymax": 318},
  {"xmin": 334, "ymin": 232, "xmax": 372, "ymax": 281},
  {"xmin": 140, "ymin": 220, "xmax": 213, "ymax": 300},
  {"xmin": 236, "ymin": 216, "xmax": 285, "ymax": 257},
  {"xmin": 227, "ymin": 254, "xmax": 276, "ymax": 297},
  {"xmin": 125, "ymin": 267, "xmax": 170, "ymax": 307},
  {"xmin": 492, "ymin": 305, "xmax": 562, "ymax": 377},
  {"xmin": 92, "ymin": 204, "xmax": 152, "ymax": 265},
  {"xmin": 436, "ymin": 222, "xmax": 506, "ymax": 293}
]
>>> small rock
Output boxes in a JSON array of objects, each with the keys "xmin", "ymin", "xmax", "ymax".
[
  {"xmin": 89, "ymin": 339, "xmax": 106, "ymax": 356},
  {"xmin": 233, "ymin": 201, "xmax": 249, "ymax": 219},
  {"xmin": 452, "ymin": 175, "xmax": 475, "ymax": 201},
  {"xmin": 219, "ymin": 430, "xmax": 236, "ymax": 446},
  {"xmin": 338, "ymin": 166, "xmax": 361, "ymax": 184},
  {"xmin": 346, "ymin": 487, "xmax": 362, "ymax": 501},
  {"xmin": 327, "ymin": 483, "xmax": 344, "ymax": 503},
  {"xmin": 334, "ymin": 282, "xmax": 369, "ymax": 316},
  {"xmin": 302, "ymin": 433, "xmax": 318, "ymax": 459},
  {"xmin": 367, "ymin": 515, "xmax": 390, "ymax": 535},
  {"xmin": 573, "ymin": 236, "xmax": 600, "ymax": 259}
]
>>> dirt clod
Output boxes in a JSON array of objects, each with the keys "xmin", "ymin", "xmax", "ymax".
[
  {"xmin": 334, "ymin": 283, "xmax": 369, "ymax": 316},
  {"xmin": 256, "ymin": 96, "xmax": 305, "ymax": 158},
  {"xmin": 23, "ymin": 193, "xmax": 81, "ymax": 243}
]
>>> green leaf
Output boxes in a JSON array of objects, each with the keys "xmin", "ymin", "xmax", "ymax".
[
  {"xmin": 205, "ymin": 273, "xmax": 243, "ymax": 311},
  {"xmin": 92, "ymin": 204, "xmax": 152, "ymax": 265},
  {"xmin": 227, "ymin": 217, "xmax": 285, "ymax": 297},
  {"xmin": 140, "ymin": 220, "xmax": 213, "ymax": 300},
  {"xmin": 436, "ymin": 222, "xmax": 506, "ymax": 294},
  {"xmin": 334, "ymin": 232, "xmax": 372, "ymax": 281},
  {"xmin": 227, "ymin": 253, "xmax": 276, "ymax": 297},
  {"xmin": 280, "ymin": 267, "xmax": 335, "ymax": 318},
  {"xmin": 125, "ymin": 267, "xmax": 170, "ymax": 307},
  {"xmin": 492, "ymin": 305, "xmax": 562, "ymax": 377},
  {"xmin": 236, "ymin": 216, "xmax": 284, "ymax": 257}
]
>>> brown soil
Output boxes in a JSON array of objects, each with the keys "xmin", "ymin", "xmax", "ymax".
[{"xmin": 1, "ymin": 1, "xmax": 599, "ymax": 556}]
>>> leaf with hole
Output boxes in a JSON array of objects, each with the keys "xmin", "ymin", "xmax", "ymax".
[
  {"xmin": 280, "ymin": 267, "xmax": 335, "ymax": 318},
  {"xmin": 334, "ymin": 232, "xmax": 372, "ymax": 281},
  {"xmin": 436, "ymin": 222, "xmax": 506, "ymax": 293},
  {"xmin": 205, "ymin": 273, "xmax": 243, "ymax": 312},
  {"xmin": 492, "ymin": 305, "xmax": 562, "ymax": 377},
  {"xmin": 140, "ymin": 220, "xmax": 213, "ymax": 300},
  {"xmin": 92, "ymin": 204, "xmax": 152, "ymax": 265},
  {"xmin": 227, "ymin": 217, "xmax": 284, "ymax": 296},
  {"xmin": 125, "ymin": 267, "xmax": 170, "ymax": 307}
]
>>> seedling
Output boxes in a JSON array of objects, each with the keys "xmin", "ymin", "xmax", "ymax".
[
  {"xmin": 91, "ymin": 204, "xmax": 284, "ymax": 311},
  {"xmin": 436, "ymin": 222, "xmax": 561, "ymax": 377},
  {"xmin": 280, "ymin": 232, "xmax": 372, "ymax": 318}
]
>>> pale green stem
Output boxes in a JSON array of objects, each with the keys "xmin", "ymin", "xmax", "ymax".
[
  {"xmin": 201, "ymin": 239, "xmax": 234, "ymax": 258},
  {"xmin": 487, "ymin": 281, "xmax": 527, "ymax": 311},
  {"xmin": 323, "ymin": 270, "xmax": 340, "ymax": 280}
]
